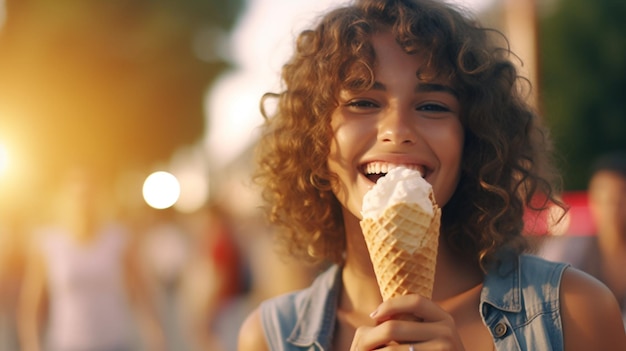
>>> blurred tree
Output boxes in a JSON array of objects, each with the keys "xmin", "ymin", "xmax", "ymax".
[
  {"xmin": 539, "ymin": 0, "xmax": 626, "ymax": 190},
  {"xmin": 0, "ymin": 0, "xmax": 243, "ymax": 189}
]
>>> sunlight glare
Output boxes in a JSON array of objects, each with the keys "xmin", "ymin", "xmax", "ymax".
[{"xmin": 0, "ymin": 142, "xmax": 8, "ymax": 177}]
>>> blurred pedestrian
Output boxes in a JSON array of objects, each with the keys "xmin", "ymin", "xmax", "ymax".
[
  {"xmin": 177, "ymin": 202, "xmax": 246, "ymax": 351},
  {"xmin": 588, "ymin": 152, "xmax": 626, "ymax": 326},
  {"xmin": 140, "ymin": 206, "xmax": 193, "ymax": 351},
  {"xmin": 539, "ymin": 152, "xmax": 626, "ymax": 327},
  {"xmin": 17, "ymin": 166, "xmax": 167, "ymax": 351}
]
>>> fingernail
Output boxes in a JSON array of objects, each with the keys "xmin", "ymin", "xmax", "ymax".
[{"xmin": 369, "ymin": 308, "xmax": 378, "ymax": 318}]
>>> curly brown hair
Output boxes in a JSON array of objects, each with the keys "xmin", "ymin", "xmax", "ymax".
[{"xmin": 254, "ymin": 0, "xmax": 564, "ymax": 269}]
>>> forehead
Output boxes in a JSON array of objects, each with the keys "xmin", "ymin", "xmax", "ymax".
[
  {"xmin": 371, "ymin": 31, "xmax": 443, "ymax": 79},
  {"xmin": 339, "ymin": 31, "xmax": 452, "ymax": 90}
]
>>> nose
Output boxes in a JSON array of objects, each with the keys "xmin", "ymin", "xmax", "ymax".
[{"xmin": 378, "ymin": 108, "xmax": 417, "ymax": 145}]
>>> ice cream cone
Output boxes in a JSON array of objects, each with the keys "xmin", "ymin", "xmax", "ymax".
[{"xmin": 360, "ymin": 195, "xmax": 441, "ymax": 300}]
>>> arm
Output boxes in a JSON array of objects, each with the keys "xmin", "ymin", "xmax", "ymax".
[
  {"xmin": 178, "ymin": 258, "xmax": 223, "ymax": 350},
  {"xmin": 17, "ymin": 239, "xmax": 46, "ymax": 351},
  {"xmin": 561, "ymin": 267, "xmax": 626, "ymax": 351},
  {"xmin": 238, "ymin": 307, "xmax": 270, "ymax": 351}
]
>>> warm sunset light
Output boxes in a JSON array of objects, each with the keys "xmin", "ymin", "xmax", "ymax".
[
  {"xmin": 0, "ymin": 0, "xmax": 6, "ymax": 31},
  {"xmin": 142, "ymin": 171, "xmax": 180, "ymax": 209},
  {"xmin": 0, "ymin": 142, "xmax": 8, "ymax": 177}
]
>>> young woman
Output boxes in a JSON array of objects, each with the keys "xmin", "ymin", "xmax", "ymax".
[{"xmin": 239, "ymin": 0, "xmax": 626, "ymax": 350}]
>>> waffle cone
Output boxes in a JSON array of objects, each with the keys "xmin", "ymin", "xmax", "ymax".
[{"xmin": 361, "ymin": 200, "xmax": 441, "ymax": 300}]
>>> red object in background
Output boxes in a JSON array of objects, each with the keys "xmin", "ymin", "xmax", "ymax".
[
  {"xmin": 561, "ymin": 191, "xmax": 596, "ymax": 235},
  {"xmin": 524, "ymin": 191, "xmax": 596, "ymax": 236},
  {"xmin": 210, "ymin": 224, "xmax": 242, "ymax": 300}
]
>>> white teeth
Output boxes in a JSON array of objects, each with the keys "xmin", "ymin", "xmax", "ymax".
[{"xmin": 363, "ymin": 162, "xmax": 423, "ymax": 175}]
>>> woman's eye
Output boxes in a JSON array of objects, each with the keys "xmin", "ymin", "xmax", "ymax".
[
  {"xmin": 417, "ymin": 103, "xmax": 449, "ymax": 112},
  {"xmin": 346, "ymin": 100, "xmax": 378, "ymax": 108}
]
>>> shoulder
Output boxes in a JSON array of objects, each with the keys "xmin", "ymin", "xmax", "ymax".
[
  {"xmin": 238, "ymin": 307, "xmax": 270, "ymax": 351},
  {"xmin": 239, "ymin": 265, "xmax": 341, "ymax": 351},
  {"xmin": 238, "ymin": 290, "xmax": 306, "ymax": 350},
  {"xmin": 518, "ymin": 252, "xmax": 565, "ymax": 268},
  {"xmin": 486, "ymin": 254, "xmax": 568, "ymax": 291},
  {"xmin": 483, "ymin": 254, "xmax": 568, "ymax": 317},
  {"xmin": 560, "ymin": 267, "xmax": 626, "ymax": 351},
  {"xmin": 237, "ymin": 290, "xmax": 303, "ymax": 351}
]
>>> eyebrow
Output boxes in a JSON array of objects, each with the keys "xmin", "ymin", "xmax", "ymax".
[{"xmin": 371, "ymin": 81, "xmax": 459, "ymax": 98}]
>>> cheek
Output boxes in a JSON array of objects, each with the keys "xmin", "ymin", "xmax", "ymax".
[
  {"xmin": 430, "ymin": 124, "xmax": 464, "ymax": 206},
  {"xmin": 328, "ymin": 117, "xmax": 371, "ymax": 170}
]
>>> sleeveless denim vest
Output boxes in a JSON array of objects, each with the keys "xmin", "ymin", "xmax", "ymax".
[{"xmin": 259, "ymin": 254, "xmax": 568, "ymax": 351}]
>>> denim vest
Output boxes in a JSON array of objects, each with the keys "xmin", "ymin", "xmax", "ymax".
[{"xmin": 259, "ymin": 254, "xmax": 569, "ymax": 351}]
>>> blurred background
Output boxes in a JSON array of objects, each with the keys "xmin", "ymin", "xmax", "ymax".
[{"xmin": 0, "ymin": 0, "xmax": 624, "ymax": 350}]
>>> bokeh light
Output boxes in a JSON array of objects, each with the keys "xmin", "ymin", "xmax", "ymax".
[{"xmin": 142, "ymin": 171, "xmax": 180, "ymax": 210}]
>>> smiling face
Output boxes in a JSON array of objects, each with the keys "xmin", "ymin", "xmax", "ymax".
[{"xmin": 327, "ymin": 31, "xmax": 464, "ymax": 220}]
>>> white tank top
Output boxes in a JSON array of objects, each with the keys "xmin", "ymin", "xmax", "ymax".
[{"xmin": 39, "ymin": 223, "xmax": 135, "ymax": 350}]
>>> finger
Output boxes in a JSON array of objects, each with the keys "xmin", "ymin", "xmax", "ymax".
[
  {"xmin": 351, "ymin": 321, "xmax": 461, "ymax": 351},
  {"xmin": 350, "ymin": 323, "xmax": 417, "ymax": 351},
  {"xmin": 370, "ymin": 294, "xmax": 450, "ymax": 323},
  {"xmin": 378, "ymin": 318, "xmax": 457, "ymax": 344},
  {"xmin": 350, "ymin": 325, "xmax": 381, "ymax": 351}
]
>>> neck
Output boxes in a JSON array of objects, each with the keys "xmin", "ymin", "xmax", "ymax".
[{"xmin": 431, "ymin": 239, "xmax": 484, "ymax": 301}]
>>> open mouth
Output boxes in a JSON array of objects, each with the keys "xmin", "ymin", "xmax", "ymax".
[
  {"xmin": 367, "ymin": 173, "xmax": 386, "ymax": 183},
  {"xmin": 361, "ymin": 162, "xmax": 423, "ymax": 183}
]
